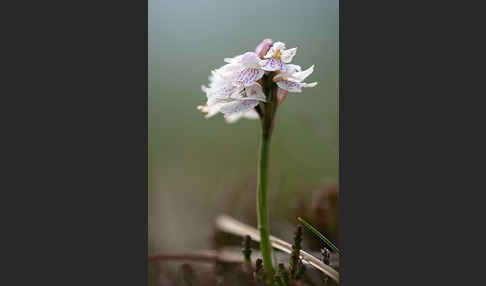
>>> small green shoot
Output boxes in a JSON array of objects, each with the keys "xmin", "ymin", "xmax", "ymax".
[{"xmin": 297, "ymin": 217, "xmax": 340, "ymax": 254}]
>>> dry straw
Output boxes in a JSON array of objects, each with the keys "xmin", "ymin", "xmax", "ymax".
[{"xmin": 215, "ymin": 214, "xmax": 340, "ymax": 283}]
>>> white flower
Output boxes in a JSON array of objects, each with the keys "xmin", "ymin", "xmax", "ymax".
[
  {"xmin": 200, "ymin": 54, "xmax": 266, "ymax": 120},
  {"xmin": 273, "ymin": 64, "xmax": 317, "ymax": 93},
  {"xmin": 217, "ymin": 83, "xmax": 265, "ymax": 115},
  {"xmin": 262, "ymin": 42, "xmax": 298, "ymax": 72},
  {"xmin": 233, "ymin": 52, "xmax": 265, "ymax": 87},
  {"xmin": 199, "ymin": 39, "xmax": 317, "ymax": 123}
]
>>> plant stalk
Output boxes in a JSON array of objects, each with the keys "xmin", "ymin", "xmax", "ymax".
[
  {"xmin": 256, "ymin": 72, "xmax": 279, "ymax": 285},
  {"xmin": 257, "ymin": 131, "xmax": 273, "ymax": 284}
]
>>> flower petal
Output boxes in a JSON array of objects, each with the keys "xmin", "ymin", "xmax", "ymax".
[
  {"xmin": 234, "ymin": 67, "xmax": 264, "ymax": 87},
  {"xmin": 219, "ymin": 100, "xmax": 260, "ymax": 115},
  {"xmin": 264, "ymin": 41, "xmax": 286, "ymax": 58},
  {"xmin": 207, "ymin": 96, "xmax": 231, "ymax": 106},
  {"xmin": 225, "ymin": 109, "xmax": 259, "ymax": 123},
  {"xmin": 224, "ymin": 54, "xmax": 243, "ymax": 64},
  {"xmin": 262, "ymin": 58, "xmax": 285, "ymax": 71},
  {"xmin": 276, "ymin": 80, "xmax": 302, "ymax": 92},
  {"xmin": 198, "ymin": 103, "xmax": 224, "ymax": 118},
  {"xmin": 201, "ymin": 85, "xmax": 210, "ymax": 95},
  {"xmin": 242, "ymin": 109, "xmax": 260, "ymax": 119},
  {"xmin": 244, "ymin": 83, "xmax": 266, "ymax": 101},
  {"xmin": 290, "ymin": 65, "xmax": 315, "ymax": 82},
  {"xmin": 276, "ymin": 80, "xmax": 318, "ymax": 93},
  {"xmin": 273, "ymin": 64, "xmax": 302, "ymax": 81},
  {"xmin": 287, "ymin": 64, "xmax": 302, "ymax": 73},
  {"xmin": 280, "ymin": 47, "xmax": 297, "ymax": 63},
  {"xmin": 224, "ymin": 113, "xmax": 243, "ymax": 123},
  {"xmin": 273, "ymin": 42, "xmax": 286, "ymax": 50},
  {"xmin": 303, "ymin": 82, "xmax": 318, "ymax": 88},
  {"xmin": 255, "ymin": 39, "xmax": 273, "ymax": 58},
  {"xmin": 213, "ymin": 84, "xmax": 240, "ymax": 97},
  {"xmin": 229, "ymin": 83, "xmax": 266, "ymax": 102},
  {"xmin": 240, "ymin": 52, "xmax": 262, "ymax": 67},
  {"xmin": 197, "ymin": 104, "xmax": 209, "ymax": 112}
]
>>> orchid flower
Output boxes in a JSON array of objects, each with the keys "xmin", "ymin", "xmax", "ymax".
[
  {"xmin": 273, "ymin": 64, "xmax": 318, "ymax": 93},
  {"xmin": 262, "ymin": 41, "xmax": 297, "ymax": 72},
  {"xmin": 198, "ymin": 39, "xmax": 316, "ymax": 122},
  {"xmin": 233, "ymin": 52, "xmax": 265, "ymax": 87}
]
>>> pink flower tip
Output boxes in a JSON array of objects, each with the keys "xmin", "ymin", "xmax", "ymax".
[{"xmin": 255, "ymin": 39, "xmax": 273, "ymax": 58}]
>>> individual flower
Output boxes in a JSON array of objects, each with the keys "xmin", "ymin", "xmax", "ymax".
[
  {"xmin": 233, "ymin": 52, "xmax": 265, "ymax": 87},
  {"xmin": 217, "ymin": 83, "xmax": 266, "ymax": 115},
  {"xmin": 262, "ymin": 41, "xmax": 297, "ymax": 72},
  {"xmin": 273, "ymin": 64, "xmax": 318, "ymax": 93},
  {"xmin": 200, "ymin": 70, "xmax": 266, "ymax": 119}
]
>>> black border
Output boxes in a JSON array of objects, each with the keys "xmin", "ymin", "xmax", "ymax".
[
  {"xmin": 5, "ymin": 0, "xmax": 472, "ymax": 284},
  {"xmin": 338, "ymin": 0, "xmax": 471, "ymax": 284},
  {"xmin": 5, "ymin": 1, "xmax": 148, "ymax": 285}
]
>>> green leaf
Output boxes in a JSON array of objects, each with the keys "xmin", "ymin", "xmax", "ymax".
[{"xmin": 297, "ymin": 217, "xmax": 340, "ymax": 254}]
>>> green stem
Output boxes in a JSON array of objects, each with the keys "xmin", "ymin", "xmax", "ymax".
[
  {"xmin": 257, "ymin": 132, "xmax": 274, "ymax": 284},
  {"xmin": 257, "ymin": 72, "xmax": 279, "ymax": 285}
]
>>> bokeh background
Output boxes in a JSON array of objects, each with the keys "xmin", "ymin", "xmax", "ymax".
[{"xmin": 149, "ymin": 0, "xmax": 338, "ymax": 256}]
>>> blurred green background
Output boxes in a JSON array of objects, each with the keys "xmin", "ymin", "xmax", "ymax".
[{"xmin": 149, "ymin": 0, "xmax": 338, "ymax": 254}]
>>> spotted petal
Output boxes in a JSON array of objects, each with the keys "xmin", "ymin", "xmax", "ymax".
[
  {"xmin": 230, "ymin": 83, "xmax": 266, "ymax": 102},
  {"xmin": 234, "ymin": 67, "xmax": 264, "ymax": 87},
  {"xmin": 273, "ymin": 64, "xmax": 302, "ymax": 81},
  {"xmin": 240, "ymin": 52, "xmax": 262, "ymax": 67},
  {"xmin": 213, "ymin": 84, "xmax": 240, "ymax": 98},
  {"xmin": 276, "ymin": 80, "xmax": 318, "ymax": 93},
  {"xmin": 280, "ymin": 47, "xmax": 297, "ymax": 63},
  {"xmin": 244, "ymin": 83, "xmax": 266, "ymax": 101},
  {"xmin": 262, "ymin": 58, "xmax": 285, "ymax": 72},
  {"xmin": 219, "ymin": 100, "xmax": 260, "ymax": 116},
  {"xmin": 291, "ymin": 65, "xmax": 314, "ymax": 82}
]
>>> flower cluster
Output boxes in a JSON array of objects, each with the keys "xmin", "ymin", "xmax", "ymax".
[{"xmin": 199, "ymin": 39, "xmax": 317, "ymax": 123}]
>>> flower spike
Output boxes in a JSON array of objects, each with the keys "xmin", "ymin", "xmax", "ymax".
[{"xmin": 199, "ymin": 39, "xmax": 317, "ymax": 122}]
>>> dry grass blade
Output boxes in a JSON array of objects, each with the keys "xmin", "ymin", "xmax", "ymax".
[
  {"xmin": 148, "ymin": 249, "xmax": 244, "ymax": 264},
  {"xmin": 215, "ymin": 214, "xmax": 340, "ymax": 283}
]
